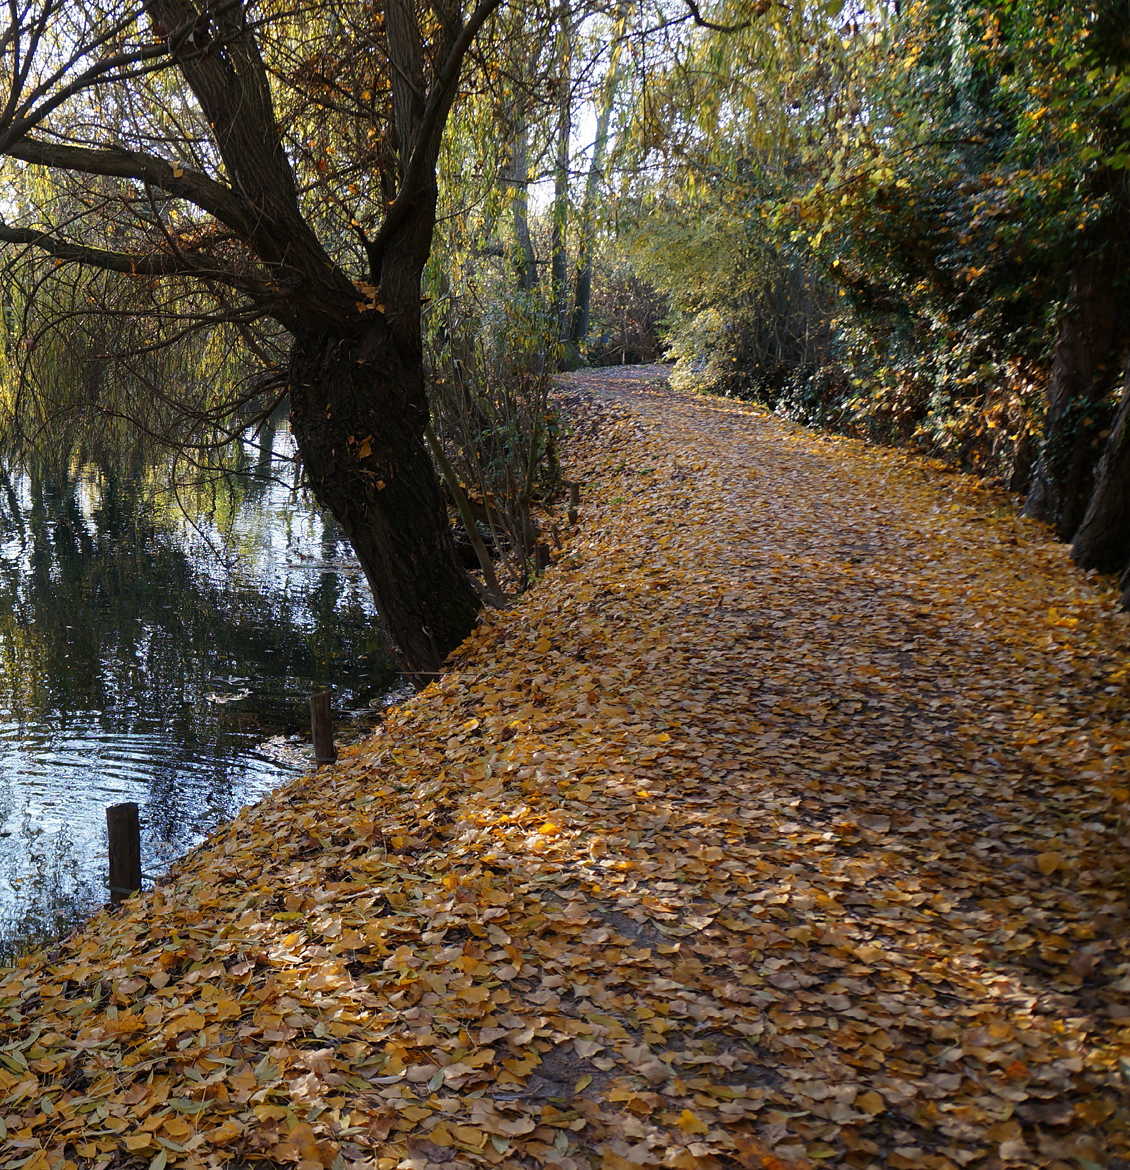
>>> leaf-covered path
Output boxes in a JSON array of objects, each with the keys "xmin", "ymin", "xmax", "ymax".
[{"xmin": 3, "ymin": 368, "xmax": 1129, "ymax": 1170}]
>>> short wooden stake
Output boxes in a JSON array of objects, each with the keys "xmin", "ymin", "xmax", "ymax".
[
  {"xmin": 534, "ymin": 541, "xmax": 551, "ymax": 573},
  {"xmin": 310, "ymin": 690, "xmax": 337, "ymax": 764},
  {"xmin": 567, "ymin": 482, "xmax": 580, "ymax": 526},
  {"xmin": 106, "ymin": 802, "xmax": 141, "ymax": 905}
]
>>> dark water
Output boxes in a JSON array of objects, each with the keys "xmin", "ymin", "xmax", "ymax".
[{"xmin": 0, "ymin": 427, "xmax": 396, "ymax": 957}]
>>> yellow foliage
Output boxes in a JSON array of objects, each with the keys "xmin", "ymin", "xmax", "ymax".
[{"xmin": 0, "ymin": 367, "xmax": 1127, "ymax": 1169}]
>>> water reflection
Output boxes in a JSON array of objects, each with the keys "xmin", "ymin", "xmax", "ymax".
[{"xmin": 0, "ymin": 424, "xmax": 394, "ymax": 957}]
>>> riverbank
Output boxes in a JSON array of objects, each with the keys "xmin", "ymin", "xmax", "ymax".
[
  {"xmin": 3, "ymin": 367, "xmax": 1129, "ymax": 1170},
  {"xmin": 0, "ymin": 434, "xmax": 384, "ymax": 962}
]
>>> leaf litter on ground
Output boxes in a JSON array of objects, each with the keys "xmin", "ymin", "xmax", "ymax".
[{"xmin": 1, "ymin": 366, "xmax": 1128, "ymax": 1170}]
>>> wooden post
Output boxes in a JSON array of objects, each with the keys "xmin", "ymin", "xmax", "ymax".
[
  {"xmin": 567, "ymin": 482, "xmax": 580, "ymax": 526},
  {"xmin": 310, "ymin": 690, "xmax": 337, "ymax": 764},
  {"xmin": 106, "ymin": 802, "xmax": 141, "ymax": 905}
]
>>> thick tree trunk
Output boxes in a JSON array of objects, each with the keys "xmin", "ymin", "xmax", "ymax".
[
  {"xmin": 1024, "ymin": 218, "xmax": 1128, "ymax": 538},
  {"xmin": 289, "ymin": 323, "xmax": 480, "ymax": 681},
  {"xmin": 1073, "ymin": 368, "xmax": 1130, "ymax": 591}
]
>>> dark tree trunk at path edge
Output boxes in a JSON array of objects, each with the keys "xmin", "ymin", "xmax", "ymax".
[
  {"xmin": 1073, "ymin": 370, "xmax": 1130, "ymax": 601},
  {"xmin": 290, "ymin": 324, "xmax": 480, "ymax": 680},
  {"xmin": 1024, "ymin": 238, "xmax": 1127, "ymax": 539}
]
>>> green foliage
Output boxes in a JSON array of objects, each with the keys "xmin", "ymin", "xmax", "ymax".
[
  {"xmin": 784, "ymin": 0, "xmax": 1128, "ymax": 477},
  {"xmin": 617, "ymin": 0, "xmax": 1129, "ymax": 495},
  {"xmin": 0, "ymin": 259, "xmax": 277, "ymax": 480}
]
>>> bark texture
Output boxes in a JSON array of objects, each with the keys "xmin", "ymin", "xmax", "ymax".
[
  {"xmin": 549, "ymin": 7, "xmax": 572, "ymax": 342},
  {"xmin": 1072, "ymin": 370, "xmax": 1130, "ymax": 585},
  {"xmin": 1024, "ymin": 238, "xmax": 1127, "ymax": 539},
  {"xmin": 508, "ymin": 120, "xmax": 538, "ymax": 292},
  {"xmin": 568, "ymin": 16, "xmax": 624, "ymax": 348},
  {"xmin": 290, "ymin": 324, "xmax": 480, "ymax": 680},
  {"xmin": 1029, "ymin": 187, "xmax": 1127, "ymax": 538}
]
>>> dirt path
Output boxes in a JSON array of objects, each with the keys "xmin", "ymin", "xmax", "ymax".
[{"xmin": 2, "ymin": 368, "xmax": 1128, "ymax": 1170}]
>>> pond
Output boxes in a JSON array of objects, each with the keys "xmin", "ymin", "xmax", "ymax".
[{"xmin": 0, "ymin": 423, "xmax": 397, "ymax": 958}]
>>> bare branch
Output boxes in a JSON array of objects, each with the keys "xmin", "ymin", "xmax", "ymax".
[
  {"xmin": 0, "ymin": 6, "xmax": 173, "ymax": 150},
  {"xmin": 682, "ymin": 0, "xmax": 752, "ymax": 33},
  {"xmin": 0, "ymin": 218, "xmax": 265, "ymax": 294},
  {"xmin": 7, "ymin": 138, "xmax": 253, "ymax": 234}
]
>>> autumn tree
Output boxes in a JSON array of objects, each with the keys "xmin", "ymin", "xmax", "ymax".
[{"xmin": 0, "ymin": 0, "xmax": 509, "ymax": 678}]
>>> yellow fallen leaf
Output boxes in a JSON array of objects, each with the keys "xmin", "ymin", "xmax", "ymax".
[
  {"xmin": 162, "ymin": 1117, "xmax": 193, "ymax": 1140},
  {"xmin": 209, "ymin": 1119, "xmax": 244, "ymax": 1144},
  {"xmin": 451, "ymin": 1124, "xmax": 487, "ymax": 1148},
  {"xmin": 288, "ymin": 1121, "xmax": 322, "ymax": 1159},
  {"xmin": 253, "ymin": 1104, "xmax": 290, "ymax": 1122},
  {"xmin": 1036, "ymin": 851, "xmax": 1064, "ymax": 875},
  {"xmin": 857, "ymin": 1090, "xmax": 885, "ymax": 1115},
  {"xmin": 675, "ymin": 1108, "xmax": 710, "ymax": 1135}
]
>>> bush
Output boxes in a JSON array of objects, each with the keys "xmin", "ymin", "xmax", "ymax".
[
  {"xmin": 425, "ymin": 292, "xmax": 560, "ymax": 595},
  {"xmin": 585, "ymin": 263, "xmax": 667, "ymax": 366}
]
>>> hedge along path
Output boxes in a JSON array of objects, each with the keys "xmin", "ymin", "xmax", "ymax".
[{"xmin": 2, "ymin": 367, "xmax": 1129, "ymax": 1170}]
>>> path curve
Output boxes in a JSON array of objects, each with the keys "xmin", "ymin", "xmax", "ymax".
[
  {"xmin": 1, "ymin": 366, "xmax": 1128, "ymax": 1170},
  {"xmin": 553, "ymin": 365, "xmax": 1130, "ymax": 1168}
]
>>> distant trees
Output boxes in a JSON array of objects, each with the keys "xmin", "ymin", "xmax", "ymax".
[{"xmin": 441, "ymin": 0, "xmax": 651, "ymax": 365}]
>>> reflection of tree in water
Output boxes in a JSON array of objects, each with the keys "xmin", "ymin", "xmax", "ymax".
[
  {"xmin": 2, "ymin": 816, "xmax": 94, "ymax": 962},
  {"xmin": 0, "ymin": 459, "xmax": 393, "ymax": 728},
  {"xmin": 0, "ymin": 443, "xmax": 396, "ymax": 957}
]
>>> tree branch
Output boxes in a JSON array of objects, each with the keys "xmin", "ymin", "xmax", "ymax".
[
  {"xmin": 0, "ymin": 9, "xmax": 175, "ymax": 151},
  {"xmin": 7, "ymin": 138, "xmax": 253, "ymax": 235},
  {"xmin": 0, "ymin": 219, "xmax": 260, "ymax": 290},
  {"xmin": 143, "ymin": 0, "xmax": 356, "ymax": 319},
  {"xmin": 682, "ymin": 0, "xmax": 752, "ymax": 33},
  {"xmin": 369, "ymin": 0, "xmax": 505, "ymax": 271}
]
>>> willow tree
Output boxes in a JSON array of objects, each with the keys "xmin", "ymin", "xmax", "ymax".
[{"xmin": 0, "ymin": 0, "xmax": 506, "ymax": 677}]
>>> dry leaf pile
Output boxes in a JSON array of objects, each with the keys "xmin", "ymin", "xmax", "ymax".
[{"xmin": 2, "ymin": 366, "xmax": 1129, "ymax": 1170}]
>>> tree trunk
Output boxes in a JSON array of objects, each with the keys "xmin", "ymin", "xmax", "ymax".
[
  {"xmin": 567, "ymin": 96, "xmax": 613, "ymax": 349},
  {"xmin": 549, "ymin": 6, "xmax": 572, "ymax": 344},
  {"xmin": 1072, "ymin": 367, "xmax": 1130, "ymax": 586},
  {"xmin": 289, "ymin": 323, "xmax": 480, "ymax": 681},
  {"xmin": 568, "ymin": 16, "xmax": 625, "ymax": 349},
  {"xmin": 1024, "ymin": 214, "xmax": 1129, "ymax": 539},
  {"xmin": 508, "ymin": 118, "xmax": 538, "ymax": 293}
]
